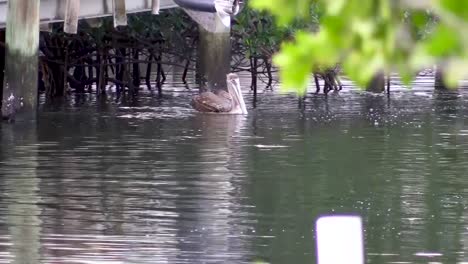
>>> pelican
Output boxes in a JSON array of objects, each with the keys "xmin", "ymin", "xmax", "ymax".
[{"xmin": 191, "ymin": 73, "xmax": 248, "ymax": 114}]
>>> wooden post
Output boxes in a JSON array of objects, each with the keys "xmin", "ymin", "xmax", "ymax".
[
  {"xmin": 365, "ymin": 71, "xmax": 385, "ymax": 93},
  {"xmin": 0, "ymin": 31, "xmax": 5, "ymax": 112},
  {"xmin": 386, "ymin": 74, "xmax": 390, "ymax": 94},
  {"xmin": 97, "ymin": 50, "xmax": 106, "ymax": 95},
  {"xmin": 113, "ymin": 0, "xmax": 127, "ymax": 27},
  {"xmin": 132, "ymin": 49, "xmax": 141, "ymax": 88},
  {"xmin": 145, "ymin": 53, "xmax": 153, "ymax": 90},
  {"xmin": 63, "ymin": 44, "xmax": 69, "ymax": 94},
  {"xmin": 1, "ymin": 0, "xmax": 40, "ymax": 121},
  {"xmin": 434, "ymin": 63, "xmax": 452, "ymax": 90},
  {"xmin": 152, "ymin": 0, "xmax": 160, "ymax": 15},
  {"xmin": 435, "ymin": 70, "xmax": 446, "ymax": 90},
  {"xmin": 63, "ymin": 0, "xmax": 80, "ymax": 34}
]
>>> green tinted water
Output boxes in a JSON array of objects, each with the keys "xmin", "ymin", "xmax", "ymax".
[{"xmin": 0, "ymin": 75, "xmax": 467, "ymax": 263}]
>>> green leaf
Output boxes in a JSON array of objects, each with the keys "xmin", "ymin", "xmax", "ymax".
[
  {"xmin": 423, "ymin": 24, "xmax": 460, "ymax": 57},
  {"xmin": 438, "ymin": 0, "xmax": 468, "ymax": 21},
  {"xmin": 327, "ymin": 0, "xmax": 347, "ymax": 15},
  {"xmin": 249, "ymin": 0, "xmax": 468, "ymax": 93}
]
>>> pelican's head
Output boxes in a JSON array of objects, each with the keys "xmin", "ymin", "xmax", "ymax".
[
  {"xmin": 215, "ymin": 0, "xmax": 242, "ymax": 16},
  {"xmin": 231, "ymin": 0, "xmax": 242, "ymax": 16},
  {"xmin": 227, "ymin": 73, "xmax": 248, "ymax": 115}
]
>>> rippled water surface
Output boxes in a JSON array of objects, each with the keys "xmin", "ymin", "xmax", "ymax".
[{"xmin": 1, "ymin": 72, "xmax": 468, "ymax": 263}]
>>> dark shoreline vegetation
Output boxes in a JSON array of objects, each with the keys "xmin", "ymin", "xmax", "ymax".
[{"xmin": 0, "ymin": 7, "xmax": 343, "ymax": 105}]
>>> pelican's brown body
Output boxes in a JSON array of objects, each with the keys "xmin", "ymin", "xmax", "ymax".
[
  {"xmin": 191, "ymin": 90, "xmax": 232, "ymax": 112},
  {"xmin": 191, "ymin": 73, "xmax": 248, "ymax": 115}
]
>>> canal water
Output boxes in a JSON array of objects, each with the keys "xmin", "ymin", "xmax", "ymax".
[{"xmin": 0, "ymin": 71, "xmax": 467, "ymax": 263}]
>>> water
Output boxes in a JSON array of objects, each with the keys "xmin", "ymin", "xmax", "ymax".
[{"xmin": 1, "ymin": 71, "xmax": 468, "ymax": 263}]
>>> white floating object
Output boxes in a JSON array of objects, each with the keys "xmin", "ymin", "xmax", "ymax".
[
  {"xmin": 316, "ymin": 215, "xmax": 364, "ymax": 264},
  {"xmin": 414, "ymin": 252, "xmax": 443, "ymax": 257},
  {"xmin": 254, "ymin": 144, "xmax": 289, "ymax": 149}
]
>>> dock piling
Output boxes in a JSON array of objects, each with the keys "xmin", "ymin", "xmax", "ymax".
[
  {"xmin": 186, "ymin": 11, "xmax": 231, "ymax": 92},
  {"xmin": 64, "ymin": 0, "xmax": 80, "ymax": 34},
  {"xmin": 113, "ymin": 0, "xmax": 128, "ymax": 27},
  {"xmin": 1, "ymin": 0, "xmax": 40, "ymax": 121},
  {"xmin": 366, "ymin": 72, "xmax": 385, "ymax": 93},
  {"xmin": 152, "ymin": 0, "xmax": 160, "ymax": 14}
]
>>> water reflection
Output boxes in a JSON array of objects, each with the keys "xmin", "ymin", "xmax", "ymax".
[
  {"xmin": 175, "ymin": 114, "xmax": 251, "ymax": 263},
  {"xmin": 0, "ymin": 123, "xmax": 41, "ymax": 264}
]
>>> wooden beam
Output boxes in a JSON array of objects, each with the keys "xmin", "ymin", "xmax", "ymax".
[
  {"xmin": 0, "ymin": 1, "xmax": 180, "ymax": 29},
  {"xmin": 365, "ymin": 71, "xmax": 385, "ymax": 93},
  {"xmin": 152, "ymin": 0, "xmax": 160, "ymax": 14},
  {"xmin": 0, "ymin": 31, "xmax": 5, "ymax": 111},
  {"xmin": 1, "ymin": 0, "xmax": 40, "ymax": 121},
  {"xmin": 63, "ymin": 0, "xmax": 80, "ymax": 34},
  {"xmin": 113, "ymin": 0, "xmax": 127, "ymax": 27}
]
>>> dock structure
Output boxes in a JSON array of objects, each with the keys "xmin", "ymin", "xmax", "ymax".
[
  {"xmin": 0, "ymin": 0, "xmax": 240, "ymax": 121},
  {"xmin": 0, "ymin": 0, "xmax": 177, "ymax": 29}
]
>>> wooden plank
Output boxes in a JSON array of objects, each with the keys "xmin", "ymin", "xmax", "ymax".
[
  {"xmin": 1, "ymin": 0, "xmax": 40, "ymax": 121},
  {"xmin": 0, "ymin": 0, "xmax": 180, "ymax": 29},
  {"xmin": 113, "ymin": 0, "xmax": 127, "ymax": 27},
  {"xmin": 63, "ymin": 0, "xmax": 80, "ymax": 34},
  {"xmin": 152, "ymin": 0, "xmax": 160, "ymax": 14}
]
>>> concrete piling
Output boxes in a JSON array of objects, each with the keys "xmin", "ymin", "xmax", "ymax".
[
  {"xmin": 183, "ymin": 10, "xmax": 231, "ymax": 92},
  {"xmin": 197, "ymin": 24, "xmax": 230, "ymax": 91}
]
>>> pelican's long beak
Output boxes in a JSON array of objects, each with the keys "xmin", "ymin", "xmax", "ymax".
[
  {"xmin": 228, "ymin": 79, "xmax": 240, "ymax": 104},
  {"xmin": 233, "ymin": 79, "xmax": 248, "ymax": 115},
  {"xmin": 214, "ymin": 0, "xmax": 232, "ymax": 28}
]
